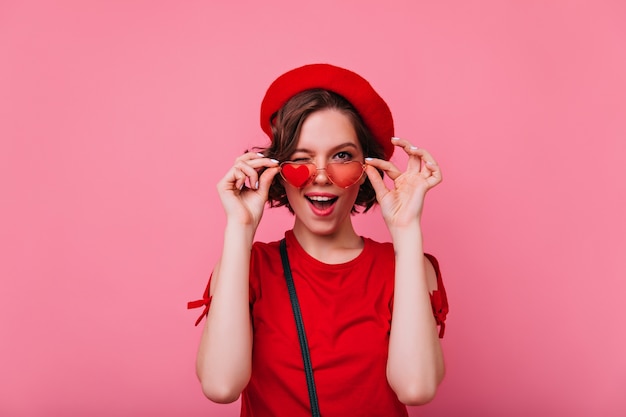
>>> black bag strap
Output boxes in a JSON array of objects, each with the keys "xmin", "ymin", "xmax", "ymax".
[{"xmin": 279, "ymin": 238, "xmax": 321, "ymax": 417}]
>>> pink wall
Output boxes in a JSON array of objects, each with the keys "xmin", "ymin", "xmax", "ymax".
[{"xmin": 1, "ymin": 1, "xmax": 625, "ymax": 416}]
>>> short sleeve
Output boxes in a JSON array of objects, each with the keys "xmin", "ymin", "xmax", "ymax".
[
  {"xmin": 187, "ymin": 273, "xmax": 213, "ymax": 326},
  {"xmin": 425, "ymin": 254, "xmax": 449, "ymax": 338},
  {"xmin": 187, "ymin": 242, "xmax": 265, "ymax": 327}
]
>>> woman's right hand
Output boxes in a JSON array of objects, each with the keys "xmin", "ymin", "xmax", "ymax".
[{"xmin": 217, "ymin": 151, "xmax": 280, "ymax": 229}]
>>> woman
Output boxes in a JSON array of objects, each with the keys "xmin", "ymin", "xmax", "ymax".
[{"xmin": 189, "ymin": 63, "xmax": 448, "ymax": 417}]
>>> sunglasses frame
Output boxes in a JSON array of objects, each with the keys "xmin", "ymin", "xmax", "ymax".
[{"xmin": 279, "ymin": 160, "xmax": 366, "ymax": 189}]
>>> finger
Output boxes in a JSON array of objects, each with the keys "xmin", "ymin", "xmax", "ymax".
[
  {"xmin": 236, "ymin": 155, "xmax": 281, "ymax": 186},
  {"xmin": 391, "ymin": 136, "xmax": 423, "ymax": 156},
  {"xmin": 232, "ymin": 156, "xmax": 279, "ymax": 190},
  {"xmin": 219, "ymin": 167, "xmax": 245, "ymax": 192},
  {"xmin": 364, "ymin": 157, "xmax": 403, "ymax": 180},
  {"xmin": 256, "ymin": 166, "xmax": 281, "ymax": 195},
  {"xmin": 235, "ymin": 151, "xmax": 266, "ymax": 162},
  {"xmin": 233, "ymin": 161, "xmax": 263, "ymax": 190},
  {"xmin": 396, "ymin": 142, "xmax": 439, "ymax": 175},
  {"xmin": 391, "ymin": 136, "xmax": 414, "ymax": 150},
  {"xmin": 232, "ymin": 151, "xmax": 275, "ymax": 177},
  {"xmin": 409, "ymin": 147, "xmax": 436, "ymax": 164},
  {"xmin": 423, "ymin": 160, "xmax": 443, "ymax": 186},
  {"xmin": 246, "ymin": 155, "xmax": 280, "ymax": 171},
  {"xmin": 232, "ymin": 167, "xmax": 248, "ymax": 191},
  {"xmin": 407, "ymin": 146, "xmax": 443, "ymax": 185},
  {"xmin": 364, "ymin": 164, "xmax": 390, "ymax": 202},
  {"xmin": 411, "ymin": 148, "xmax": 440, "ymax": 179},
  {"xmin": 391, "ymin": 137, "xmax": 426, "ymax": 169}
]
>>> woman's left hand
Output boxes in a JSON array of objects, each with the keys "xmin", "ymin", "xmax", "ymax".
[{"xmin": 364, "ymin": 137, "xmax": 442, "ymax": 230}]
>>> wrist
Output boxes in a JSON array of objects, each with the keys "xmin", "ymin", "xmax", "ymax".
[
  {"xmin": 389, "ymin": 223, "xmax": 424, "ymax": 250},
  {"xmin": 388, "ymin": 220, "xmax": 422, "ymax": 239},
  {"xmin": 224, "ymin": 221, "xmax": 257, "ymax": 245}
]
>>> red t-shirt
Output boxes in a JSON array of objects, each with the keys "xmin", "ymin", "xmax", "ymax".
[{"xmin": 189, "ymin": 230, "xmax": 448, "ymax": 417}]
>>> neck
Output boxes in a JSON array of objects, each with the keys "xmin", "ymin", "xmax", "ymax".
[{"xmin": 291, "ymin": 220, "xmax": 363, "ymax": 264}]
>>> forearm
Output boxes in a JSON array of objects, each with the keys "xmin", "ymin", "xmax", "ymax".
[
  {"xmin": 196, "ymin": 222, "xmax": 255, "ymax": 402},
  {"xmin": 386, "ymin": 224, "xmax": 445, "ymax": 405}
]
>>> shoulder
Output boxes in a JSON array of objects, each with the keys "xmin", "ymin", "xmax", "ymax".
[
  {"xmin": 251, "ymin": 239, "xmax": 280, "ymax": 254},
  {"xmin": 363, "ymin": 237, "xmax": 395, "ymax": 257},
  {"xmin": 358, "ymin": 237, "xmax": 395, "ymax": 270},
  {"xmin": 364, "ymin": 237, "xmax": 442, "ymax": 293},
  {"xmin": 250, "ymin": 239, "xmax": 281, "ymax": 270},
  {"xmin": 248, "ymin": 239, "xmax": 283, "ymax": 301}
]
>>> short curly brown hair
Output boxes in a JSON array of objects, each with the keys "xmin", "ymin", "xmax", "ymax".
[{"xmin": 258, "ymin": 89, "xmax": 385, "ymax": 213}]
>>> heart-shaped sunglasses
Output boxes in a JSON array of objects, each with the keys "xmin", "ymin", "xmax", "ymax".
[{"xmin": 279, "ymin": 161, "xmax": 365, "ymax": 188}]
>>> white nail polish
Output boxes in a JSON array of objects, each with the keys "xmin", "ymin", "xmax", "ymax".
[
  {"xmin": 257, "ymin": 152, "xmax": 265, "ymax": 157},
  {"xmin": 410, "ymin": 146, "xmax": 418, "ymax": 150},
  {"xmin": 270, "ymin": 159, "xmax": 279, "ymax": 164},
  {"xmin": 391, "ymin": 136, "xmax": 400, "ymax": 141},
  {"xmin": 254, "ymin": 181, "xmax": 259, "ymax": 189}
]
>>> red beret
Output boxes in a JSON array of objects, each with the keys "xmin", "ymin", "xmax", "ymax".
[{"xmin": 260, "ymin": 63, "xmax": 395, "ymax": 160}]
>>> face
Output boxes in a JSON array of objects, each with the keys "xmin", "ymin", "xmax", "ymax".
[{"xmin": 282, "ymin": 108, "xmax": 365, "ymax": 238}]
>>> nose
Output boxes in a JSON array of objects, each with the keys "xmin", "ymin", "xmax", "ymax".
[{"xmin": 311, "ymin": 162, "xmax": 332, "ymax": 185}]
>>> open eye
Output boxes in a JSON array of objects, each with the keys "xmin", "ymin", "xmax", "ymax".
[{"xmin": 334, "ymin": 151, "xmax": 353, "ymax": 161}]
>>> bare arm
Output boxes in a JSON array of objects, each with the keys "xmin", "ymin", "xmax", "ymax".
[
  {"xmin": 365, "ymin": 138, "xmax": 445, "ymax": 405},
  {"xmin": 195, "ymin": 152, "xmax": 279, "ymax": 403},
  {"xmin": 386, "ymin": 227, "xmax": 445, "ymax": 405}
]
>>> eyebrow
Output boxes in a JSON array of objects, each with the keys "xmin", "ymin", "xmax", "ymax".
[{"xmin": 293, "ymin": 142, "xmax": 359, "ymax": 154}]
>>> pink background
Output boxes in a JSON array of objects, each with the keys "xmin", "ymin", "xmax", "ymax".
[{"xmin": 1, "ymin": 1, "xmax": 625, "ymax": 416}]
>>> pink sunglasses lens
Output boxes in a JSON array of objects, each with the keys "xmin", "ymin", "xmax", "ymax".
[{"xmin": 326, "ymin": 162, "xmax": 364, "ymax": 187}]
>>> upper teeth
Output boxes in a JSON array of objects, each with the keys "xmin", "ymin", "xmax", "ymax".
[{"xmin": 308, "ymin": 196, "xmax": 333, "ymax": 202}]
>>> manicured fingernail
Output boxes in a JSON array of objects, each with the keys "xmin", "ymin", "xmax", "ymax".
[
  {"xmin": 365, "ymin": 157, "xmax": 373, "ymax": 161},
  {"xmin": 257, "ymin": 152, "xmax": 265, "ymax": 157},
  {"xmin": 254, "ymin": 181, "xmax": 259, "ymax": 189},
  {"xmin": 426, "ymin": 161, "xmax": 434, "ymax": 165},
  {"xmin": 270, "ymin": 159, "xmax": 279, "ymax": 164},
  {"xmin": 410, "ymin": 146, "xmax": 418, "ymax": 150},
  {"xmin": 391, "ymin": 136, "xmax": 400, "ymax": 141}
]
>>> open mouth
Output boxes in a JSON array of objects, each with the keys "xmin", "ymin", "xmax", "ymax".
[{"xmin": 306, "ymin": 195, "xmax": 338, "ymax": 211}]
